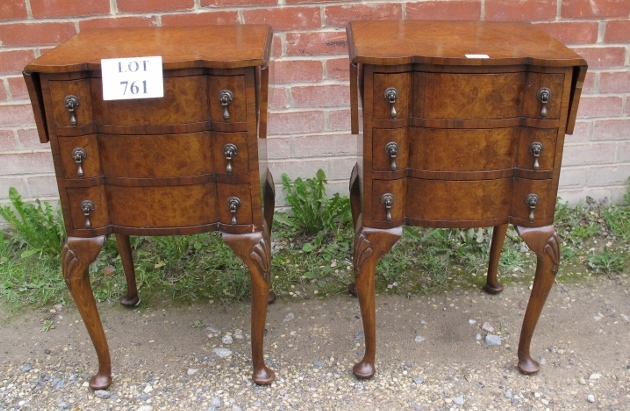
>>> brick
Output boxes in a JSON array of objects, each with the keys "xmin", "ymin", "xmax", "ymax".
[
  {"xmin": 325, "ymin": 58, "xmax": 349, "ymax": 81},
  {"xmin": 486, "ymin": 0, "xmax": 557, "ymax": 21},
  {"xmin": 0, "ymin": 50, "xmax": 36, "ymax": 76},
  {"xmin": 0, "ymin": 177, "xmax": 28, "ymax": 202},
  {"xmin": 265, "ymin": 136, "xmax": 292, "ymax": 160},
  {"xmin": 582, "ymin": 71, "xmax": 596, "ymax": 94},
  {"xmin": 0, "ymin": 1, "xmax": 28, "ymax": 20},
  {"xmin": 558, "ymin": 167, "xmax": 588, "ymax": 188},
  {"xmin": 587, "ymin": 164, "xmax": 630, "ymax": 186},
  {"xmin": 161, "ymin": 11, "xmax": 240, "ymax": 26},
  {"xmin": 268, "ymin": 158, "xmax": 330, "ymax": 182},
  {"xmin": 292, "ymin": 134, "xmax": 356, "ymax": 158},
  {"xmin": 17, "ymin": 129, "xmax": 45, "ymax": 150},
  {"xmin": 272, "ymin": 34, "xmax": 283, "ymax": 58},
  {"xmin": 604, "ymin": 20, "xmax": 630, "ymax": 43},
  {"xmin": 324, "ymin": 3, "xmax": 403, "ymax": 28},
  {"xmin": 286, "ymin": 32, "xmax": 347, "ymax": 56},
  {"xmin": 0, "ymin": 152, "xmax": 55, "ymax": 175},
  {"xmin": 30, "ymin": 0, "xmax": 109, "ymax": 18},
  {"xmin": 117, "ymin": 0, "xmax": 194, "ymax": 13},
  {"xmin": 565, "ymin": 121, "xmax": 590, "ymax": 143},
  {"xmin": 561, "ymin": 0, "xmax": 630, "ymax": 18},
  {"xmin": 0, "ymin": 130, "xmax": 16, "ymax": 152},
  {"xmin": 534, "ymin": 22, "xmax": 599, "ymax": 45},
  {"xmin": 268, "ymin": 110, "xmax": 325, "ymax": 135},
  {"xmin": 618, "ymin": 141, "xmax": 630, "ymax": 163},
  {"xmin": 407, "ymin": 1, "xmax": 482, "ymax": 20},
  {"xmin": 286, "ymin": 0, "xmax": 338, "ymax": 3},
  {"xmin": 556, "ymin": 187, "xmax": 587, "ymax": 204},
  {"xmin": 0, "ymin": 22, "xmax": 76, "ymax": 47},
  {"xmin": 571, "ymin": 47, "xmax": 626, "ymax": 69},
  {"xmin": 79, "ymin": 16, "xmax": 157, "ymax": 30},
  {"xmin": 329, "ymin": 156, "xmax": 358, "ymax": 181},
  {"xmin": 8, "ymin": 77, "xmax": 29, "ymax": 101},
  {"xmin": 328, "ymin": 109, "xmax": 352, "ymax": 132},
  {"xmin": 269, "ymin": 87, "xmax": 289, "ymax": 110},
  {"xmin": 273, "ymin": 60, "xmax": 323, "ymax": 84},
  {"xmin": 600, "ymin": 72, "xmax": 630, "ymax": 93},
  {"xmin": 0, "ymin": 104, "xmax": 35, "ymax": 127},
  {"xmin": 201, "ymin": 0, "xmax": 277, "ymax": 5},
  {"xmin": 577, "ymin": 96, "xmax": 622, "ymax": 118},
  {"xmin": 562, "ymin": 142, "xmax": 617, "ymax": 166},
  {"xmin": 291, "ymin": 84, "xmax": 349, "ymax": 108},
  {"xmin": 26, "ymin": 175, "xmax": 59, "ymax": 198},
  {"xmin": 242, "ymin": 6, "xmax": 321, "ymax": 31},
  {"xmin": 593, "ymin": 119, "xmax": 630, "ymax": 140},
  {"xmin": 0, "ymin": 82, "xmax": 6, "ymax": 102}
]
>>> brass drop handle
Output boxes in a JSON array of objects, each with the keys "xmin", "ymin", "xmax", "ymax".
[
  {"xmin": 72, "ymin": 148, "xmax": 87, "ymax": 177},
  {"xmin": 384, "ymin": 87, "xmax": 398, "ymax": 119},
  {"xmin": 80, "ymin": 200, "xmax": 95, "ymax": 229},
  {"xmin": 220, "ymin": 89, "xmax": 234, "ymax": 121},
  {"xmin": 381, "ymin": 193, "xmax": 394, "ymax": 222},
  {"xmin": 525, "ymin": 194, "xmax": 539, "ymax": 223},
  {"xmin": 385, "ymin": 142, "xmax": 399, "ymax": 171},
  {"xmin": 529, "ymin": 142, "xmax": 543, "ymax": 170},
  {"xmin": 537, "ymin": 87, "xmax": 551, "ymax": 118},
  {"xmin": 223, "ymin": 143, "xmax": 238, "ymax": 174},
  {"xmin": 64, "ymin": 95, "xmax": 80, "ymax": 125},
  {"xmin": 227, "ymin": 196, "xmax": 241, "ymax": 225}
]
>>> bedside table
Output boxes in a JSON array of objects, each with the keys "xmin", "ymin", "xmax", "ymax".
[
  {"xmin": 346, "ymin": 20, "xmax": 587, "ymax": 379},
  {"xmin": 24, "ymin": 25, "xmax": 276, "ymax": 389}
]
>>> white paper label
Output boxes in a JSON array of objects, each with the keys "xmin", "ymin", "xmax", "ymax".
[
  {"xmin": 465, "ymin": 54, "xmax": 490, "ymax": 59},
  {"xmin": 101, "ymin": 56, "xmax": 164, "ymax": 101}
]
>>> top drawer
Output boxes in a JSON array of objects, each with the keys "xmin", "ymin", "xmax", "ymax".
[
  {"xmin": 371, "ymin": 71, "xmax": 565, "ymax": 121},
  {"xmin": 47, "ymin": 73, "xmax": 249, "ymax": 131}
]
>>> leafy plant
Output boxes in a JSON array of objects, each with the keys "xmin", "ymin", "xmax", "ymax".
[
  {"xmin": 0, "ymin": 187, "xmax": 65, "ymax": 258},
  {"xmin": 587, "ymin": 249, "xmax": 625, "ymax": 275},
  {"xmin": 275, "ymin": 169, "xmax": 351, "ymax": 236}
]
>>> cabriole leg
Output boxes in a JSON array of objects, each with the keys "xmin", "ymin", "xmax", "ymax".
[
  {"xmin": 62, "ymin": 236, "xmax": 111, "ymax": 390},
  {"xmin": 115, "ymin": 233, "xmax": 140, "ymax": 307},
  {"xmin": 223, "ymin": 225, "xmax": 275, "ymax": 385},
  {"xmin": 484, "ymin": 224, "xmax": 508, "ymax": 294},
  {"xmin": 515, "ymin": 225, "xmax": 560, "ymax": 374},
  {"xmin": 352, "ymin": 223, "xmax": 402, "ymax": 379}
]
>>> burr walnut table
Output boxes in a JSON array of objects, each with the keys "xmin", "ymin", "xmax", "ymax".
[
  {"xmin": 24, "ymin": 25, "xmax": 276, "ymax": 389},
  {"xmin": 346, "ymin": 20, "xmax": 587, "ymax": 379}
]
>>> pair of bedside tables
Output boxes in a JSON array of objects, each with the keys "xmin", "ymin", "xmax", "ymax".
[{"xmin": 24, "ymin": 21, "xmax": 586, "ymax": 389}]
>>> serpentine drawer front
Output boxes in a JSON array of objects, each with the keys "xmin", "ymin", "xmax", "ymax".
[
  {"xmin": 347, "ymin": 20, "xmax": 587, "ymax": 380},
  {"xmin": 24, "ymin": 25, "xmax": 277, "ymax": 390}
]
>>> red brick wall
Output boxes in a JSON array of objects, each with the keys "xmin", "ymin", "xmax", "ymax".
[{"xmin": 1, "ymin": 0, "xmax": 629, "ymax": 215}]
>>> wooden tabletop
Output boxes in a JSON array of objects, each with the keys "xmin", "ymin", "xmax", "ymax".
[
  {"xmin": 347, "ymin": 21, "xmax": 587, "ymax": 67},
  {"xmin": 25, "ymin": 24, "xmax": 273, "ymax": 73}
]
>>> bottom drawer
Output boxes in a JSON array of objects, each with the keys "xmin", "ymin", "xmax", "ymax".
[
  {"xmin": 65, "ymin": 182, "xmax": 255, "ymax": 231},
  {"xmin": 368, "ymin": 177, "xmax": 554, "ymax": 228}
]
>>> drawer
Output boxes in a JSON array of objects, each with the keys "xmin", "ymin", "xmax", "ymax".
[
  {"xmin": 98, "ymin": 132, "xmax": 213, "ymax": 178},
  {"xmin": 411, "ymin": 72, "xmax": 565, "ymax": 120},
  {"xmin": 107, "ymin": 183, "xmax": 217, "ymax": 228},
  {"xmin": 50, "ymin": 76, "xmax": 209, "ymax": 129},
  {"xmin": 511, "ymin": 178, "xmax": 554, "ymax": 226},
  {"xmin": 66, "ymin": 186, "xmax": 109, "ymax": 230},
  {"xmin": 217, "ymin": 183, "xmax": 253, "ymax": 226},
  {"xmin": 372, "ymin": 128, "xmax": 408, "ymax": 172},
  {"xmin": 372, "ymin": 72, "xmax": 411, "ymax": 120},
  {"xmin": 212, "ymin": 132, "xmax": 250, "ymax": 176},
  {"xmin": 406, "ymin": 178, "xmax": 512, "ymax": 222},
  {"xmin": 369, "ymin": 178, "xmax": 405, "ymax": 224},
  {"xmin": 49, "ymin": 79, "xmax": 94, "ymax": 128},
  {"xmin": 408, "ymin": 128, "xmax": 517, "ymax": 172},
  {"xmin": 209, "ymin": 75, "xmax": 248, "ymax": 125},
  {"xmin": 516, "ymin": 128, "xmax": 557, "ymax": 172},
  {"xmin": 57, "ymin": 135, "xmax": 101, "ymax": 179}
]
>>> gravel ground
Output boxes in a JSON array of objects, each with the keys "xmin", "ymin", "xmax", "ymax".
[{"xmin": 1, "ymin": 274, "xmax": 629, "ymax": 411}]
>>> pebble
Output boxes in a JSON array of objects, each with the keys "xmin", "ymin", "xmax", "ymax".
[
  {"xmin": 283, "ymin": 313, "xmax": 295, "ymax": 322},
  {"xmin": 485, "ymin": 334, "xmax": 502, "ymax": 346},
  {"xmin": 213, "ymin": 348, "xmax": 233, "ymax": 358},
  {"xmin": 412, "ymin": 376, "xmax": 424, "ymax": 384},
  {"xmin": 587, "ymin": 394, "xmax": 596, "ymax": 403},
  {"xmin": 222, "ymin": 334, "xmax": 234, "ymax": 344},
  {"xmin": 414, "ymin": 335, "xmax": 425, "ymax": 343},
  {"xmin": 504, "ymin": 389, "xmax": 513, "ymax": 399},
  {"xmin": 94, "ymin": 390, "xmax": 110, "ymax": 399},
  {"xmin": 468, "ymin": 319, "xmax": 477, "ymax": 325},
  {"xmin": 453, "ymin": 396, "xmax": 465, "ymax": 405},
  {"xmin": 21, "ymin": 364, "xmax": 32, "ymax": 373},
  {"xmin": 481, "ymin": 322, "xmax": 495, "ymax": 333},
  {"xmin": 187, "ymin": 368, "xmax": 199, "ymax": 376}
]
